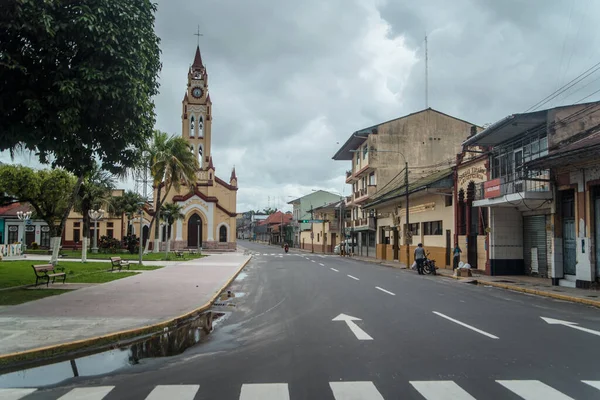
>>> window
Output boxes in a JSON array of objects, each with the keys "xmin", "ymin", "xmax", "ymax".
[
  {"xmin": 198, "ymin": 116, "xmax": 204, "ymax": 137},
  {"xmin": 74, "ymin": 222, "xmax": 80, "ymax": 228},
  {"xmin": 190, "ymin": 115, "xmax": 195, "ymax": 137},
  {"xmin": 219, "ymin": 225, "xmax": 227, "ymax": 242},
  {"xmin": 369, "ymin": 172, "xmax": 376, "ymax": 186},
  {"xmin": 40, "ymin": 227, "xmax": 51, "ymax": 247},
  {"xmin": 317, "ymin": 233, "xmax": 320, "ymax": 241},
  {"xmin": 8, "ymin": 226, "xmax": 18, "ymax": 243},
  {"xmin": 445, "ymin": 195, "xmax": 453, "ymax": 207},
  {"xmin": 404, "ymin": 223, "xmax": 419, "ymax": 236},
  {"xmin": 107, "ymin": 222, "xmax": 114, "ymax": 238},
  {"xmin": 423, "ymin": 221, "xmax": 443, "ymax": 235},
  {"xmin": 356, "ymin": 153, "xmax": 359, "ymax": 166},
  {"xmin": 198, "ymin": 145, "xmax": 203, "ymax": 168},
  {"xmin": 362, "ymin": 145, "xmax": 368, "ymax": 159},
  {"xmin": 73, "ymin": 229, "xmax": 80, "ymax": 244}
]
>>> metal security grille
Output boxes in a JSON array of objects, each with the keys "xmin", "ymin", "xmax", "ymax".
[{"xmin": 524, "ymin": 215, "xmax": 548, "ymax": 277}]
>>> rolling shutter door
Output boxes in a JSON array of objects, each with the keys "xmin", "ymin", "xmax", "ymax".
[{"xmin": 523, "ymin": 215, "xmax": 548, "ymax": 277}]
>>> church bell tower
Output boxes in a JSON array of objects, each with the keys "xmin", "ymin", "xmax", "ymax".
[{"xmin": 182, "ymin": 46, "xmax": 212, "ymax": 170}]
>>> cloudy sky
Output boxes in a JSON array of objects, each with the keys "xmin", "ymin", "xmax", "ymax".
[{"xmin": 3, "ymin": 0, "xmax": 599, "ymax": 213}]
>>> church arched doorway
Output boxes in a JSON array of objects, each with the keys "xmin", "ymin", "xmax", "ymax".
[
  {"xmin": 219, "ymin": 225, "xmax": 227, "ymax": 242},
  {"xmin": 142, "ymin": 225, "xmax": 149, "ymax": 247},
  {"xmin": 187, "ymin": 213, "xmax": 203, "ymax": 248}
]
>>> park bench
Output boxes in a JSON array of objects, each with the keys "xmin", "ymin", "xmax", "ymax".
[
  {"xmin": 32, "ymin": 264, "xmax": 66, "ymax": 287},
  {"xmin": 110, "ymin": 256, "xmax": 132, "ymax": 272},
  {"xmin": 175, "ymin": 250, "xmax": 185, "ymax": 258},
  {"xmin": 188, "ymin": 248, "xmax": 198, "ymax": 255}
]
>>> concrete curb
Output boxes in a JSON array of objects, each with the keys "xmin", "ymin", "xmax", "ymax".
[
  {"xmin": 0, "ymin": 255, "xmax": 252, "ymax": 368},
  {"xmin": 438, "ymin": 273, "xmax": 600, "ymax": 308}
]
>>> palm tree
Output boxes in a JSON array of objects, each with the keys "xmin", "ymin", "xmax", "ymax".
[
  {"xmin": 110, "ymin": 190, "xmax": 145, "ymax": 237},
  {"xmin": 74, "ymin": 164, "xmax": 115, "ymax": 261},
  {"xmin": 145, "ymin": 130, "xmax": 199, "ymax": 253},
  {"xmin": 160, "ymin": 202, "xmax": 185, "ymax": 255}
]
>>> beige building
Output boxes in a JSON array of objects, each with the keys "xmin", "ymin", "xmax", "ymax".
[
  {"xmin": 333, "ymin": 108, "xmax": 481, "ymax": 259},
  {"xmin": 301, "ymin": 200, "xmax": 348, "ymax": 253},
  {"xmin": 153, "ymin": 46, "xmax": 238, "ymax": 250},
  {"xmin": 364, "ymin": 169, "xmax": 455, "ymax": 266}
]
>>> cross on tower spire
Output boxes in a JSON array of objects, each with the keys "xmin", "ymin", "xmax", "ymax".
[{"xmin": 194, "ymin": 25, "xmax": 203, "ymax": 47}]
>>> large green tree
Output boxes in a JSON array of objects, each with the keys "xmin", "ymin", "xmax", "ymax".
[
  {"xmin": 145, "ymin": 131, "xmax": 199, "ymax": 253},
  {"xmin": 0, "ymin": 0, "xmax": 161, "ymax": 258},
  {"xmin": 111, "ymin": 190, "xmax": 145, "ymax": 236},
  {"xmin": 0, "ymin": 165, "xmax": 76, "ymax": 250}
]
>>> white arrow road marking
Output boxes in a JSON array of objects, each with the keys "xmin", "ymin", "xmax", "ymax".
[
  {"xmin": 332, "ymin": 313, "xmax": 373, "ymax": 340},
  {"xmin": 433, "ymin": 311, "xmax": 499, "ymax": 339},
  {"xmin": 375, "ymin": 286, "xmax": 395, "ymax": 296},
  {"xmin": 330, "ymin": 268, "xmax": 339, "ymax": 272},
  {"xmin": 582, "ymin": 381, "xmax": 600, "ymax": 391},
  {"xmin": 347, "ymin": 274, "xmax": 360, "ymax": 281},
  {"xmin": 329, "ymin": 382, "xmax": 384, "ymax": 400},
  {"xmin": 497, "ymin": 380, "xmax": 575, "ymax": 400},
  {"xmin": 541, "ymin": 317, "xmax": 600, "ymax": 337}
]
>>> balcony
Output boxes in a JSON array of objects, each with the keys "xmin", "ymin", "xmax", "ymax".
[
  {"xmin": 473, "ymin": 170, "xmax": 552, "ymax": 210},
  {"xmin": 344, "ymin": 218, "xmax": 376, "ymax": 231},
  {"xmin": 354, "ymin": 185, "xmax": 376, "ymax": 204},
  {"xmin": 345, "ymin": 195, "xmax": 354, "ymax": 207},
  {"xmin": 345, "ymin": 170, "xmax": 355, "ymax": 183}
]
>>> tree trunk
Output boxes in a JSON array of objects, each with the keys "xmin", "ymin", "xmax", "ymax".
[
  {"xmin": 153, "ymin": 208, "xmax": 161, "ymax": 253},
  {"xmin": 82, "ymin": 212, "xmax": 90, "ymax": 262},
  {"xmin": 144, "ymin": 183, "xmax": 169, "ymax": 254},
  {"xmin": 51, "ymin": 174, "xmax": 84, "ymax": 264}
]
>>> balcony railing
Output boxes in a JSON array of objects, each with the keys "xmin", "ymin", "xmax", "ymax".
[{"xmin": 476, "ymin": 170, "xmax": 551, "ymax": 201}]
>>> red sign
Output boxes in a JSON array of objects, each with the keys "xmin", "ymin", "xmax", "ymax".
[{"xmin": 484, "ymin": 179, "xmax": 501, "ymax": 199}]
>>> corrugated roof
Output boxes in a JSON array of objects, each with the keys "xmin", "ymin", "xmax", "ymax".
[
  {"xmin": 0, "ymin": 202, "xmax": 31, "ymax": 217},
  {"xmin": 364, "ymin": 168, "xmax": 454, "ymax": 209}
]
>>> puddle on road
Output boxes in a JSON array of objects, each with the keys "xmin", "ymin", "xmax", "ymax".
[
  {"xmin": 0, "ymin": 310, "xmax": 228, "ymax": 389},
  {"xmin": 235, "ymin": 272, "xmax": 248, "ymax": 281}
]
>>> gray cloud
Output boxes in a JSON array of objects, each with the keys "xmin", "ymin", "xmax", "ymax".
[{"xmin": 4, "ymin": 0, "xmax": 599, "ymax": 214}]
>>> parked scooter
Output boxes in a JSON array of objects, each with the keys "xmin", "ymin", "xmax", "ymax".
[{"xmin": 423, "ymin": 251, "xmax": 437, "ymax": 275}]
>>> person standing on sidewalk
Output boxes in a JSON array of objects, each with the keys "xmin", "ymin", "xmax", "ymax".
[
  {"xmin": 414, "ymin": 243, "xmax": 426, "ymax": 275},
  {"xmin": 453, "ymin": 243, "xmax": 462, "ymax": 270}
]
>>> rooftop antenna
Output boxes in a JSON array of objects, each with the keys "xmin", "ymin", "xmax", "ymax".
[{"xmin": 425, "ymin": 34, "xmax": 429, "ymax": 108}]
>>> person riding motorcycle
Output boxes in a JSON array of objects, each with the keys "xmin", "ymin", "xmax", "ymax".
[{"xmin": 284, "ymin": 243, "xmax": 289, "ymax": 253}]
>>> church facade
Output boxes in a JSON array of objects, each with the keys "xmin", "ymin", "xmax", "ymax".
[{"xmin": 155, "ymin": 46, "xmax": 238, "ymax": 250}]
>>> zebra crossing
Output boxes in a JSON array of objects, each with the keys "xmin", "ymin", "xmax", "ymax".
[{"xmin": 3, "ymin": 379, "xmax": 599, "ymax": 399}]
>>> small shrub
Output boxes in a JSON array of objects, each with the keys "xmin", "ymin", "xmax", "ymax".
[
  {"xmin": 29, "ymin": 242, "xmax": 39, "ymax": 250},
  {"xmin": 98, "ymin": 236, "xmax": 121, "ymax": 253}
]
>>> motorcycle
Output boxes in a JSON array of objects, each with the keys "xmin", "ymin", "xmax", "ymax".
[
  {"xmin": 284, "ymin": 244, "xmax": 289, "ymax": 253},
  {"xmin": 423, "ymin": 252, "xmax": 437, "ymax": 275}
]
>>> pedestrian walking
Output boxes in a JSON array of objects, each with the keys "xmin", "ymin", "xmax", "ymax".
[
  {"xmin": 453, "ymin": 243, "xmax": 462, "ymax": 270},
  {"xmin": 414, "ymin": 243, "xmax": 426, "ymax": 275}
]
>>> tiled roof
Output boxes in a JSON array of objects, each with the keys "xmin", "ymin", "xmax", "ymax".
[{"xmin": 0, "ymin": 202, "xmax": 31, "ymax": 217}]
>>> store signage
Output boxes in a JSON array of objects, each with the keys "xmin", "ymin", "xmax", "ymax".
[
  {"xmin": 458, "ymin": 166, "xmax": 486, "ymax": 187},
  {"xmin": 484, "ymin": 179, "xmax": 501, "ymax": 199}
]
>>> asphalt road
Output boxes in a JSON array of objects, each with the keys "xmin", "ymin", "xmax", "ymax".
[{"xmin": 8, "ymin": 240, "xmax": 600, "ymax": 399}]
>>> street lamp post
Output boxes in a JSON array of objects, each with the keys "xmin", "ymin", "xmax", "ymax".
[
  {"xmin": 163, "ymin": 210, "xmax": 171, "ymax": 260},
  {"xmin": 138, "ymin": 202, "xmax": 145, "ymax": 265},
  {"xmin": 16, "ymin": 211, "xmax": 32, "ymax": 255},
  {"xmin": 88, "ymin": 209, "xmax": 105, "ymax": 254},
  {"xmin": 197, "ymin": 220, "xmax": 201, "ymax": 251}
]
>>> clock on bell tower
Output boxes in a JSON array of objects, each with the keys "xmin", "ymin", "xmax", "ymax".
[{"xmin": 182, "ymin": 45, "xmax": 212, "ymax": 170}]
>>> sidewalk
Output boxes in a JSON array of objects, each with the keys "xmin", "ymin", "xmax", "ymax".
[
  {"xmin": 341, "ymin": 253, "xmax": 600, "ymax": 308},
  {"xmin": 0, "ymin": 252, "xmax": 251, "ymax": 358}
]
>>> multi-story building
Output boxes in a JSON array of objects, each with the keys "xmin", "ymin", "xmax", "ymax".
[
  {"xmin": 304, "ymin": 199, "xmax": 350, "ymax": 253},
  {"xmin": 333, "ymin": 108, "xmax": 481, "ymax": 258},
  {"xmin": 463, "ymin": 101, "xmax": 600, "ymax": 288},
  {"xmin": 287, "ymin": 190, "xmax": 342, "ymax": 248}
]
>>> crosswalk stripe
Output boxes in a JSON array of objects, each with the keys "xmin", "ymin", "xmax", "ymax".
[
  {"xmin": 57, "ymin": 386, "xmax": 115, "ymax": 399},
  {"xmin": 497, "ymin": 380, "xmax": 575, "ymax": 399},
  {"xmin": 145, "ymin": 385, "xmax": 200, "ymax": 400},
  {"xmin": 582, "ymin": 380, "xmax": 600, "ymax": 391},
  {"xmin": 329, "ymin": 381, "xmax": 384, "ymax": 400},
  {"xmin": 239, "ymin": 383, "xmax": 290, "ymax": 400},
  {"xmin": 410, "ymin": 381, "xmax": 476, "ymax": 399},
  {"xmin": 0, "ymin": 388, "xmax": 37, "ymax": 400}
]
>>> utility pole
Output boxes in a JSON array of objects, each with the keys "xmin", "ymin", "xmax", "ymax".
[
  {"xmin": 425, "ymin": 34, "xmax": 429, "ymax": 108},
  {"xmin": 405, "ymin": 162, "xmax": 410, "ymax": 267},
  {"xmin": 310, "ymin": 205, "xmax": 314, "ymax": 253}
]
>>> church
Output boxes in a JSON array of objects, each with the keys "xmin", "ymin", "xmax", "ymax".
[{"xmin": 155, "ymin": 46, "xmax": 238, "ymax": 250}]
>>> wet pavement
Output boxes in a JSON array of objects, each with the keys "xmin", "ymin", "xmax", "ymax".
[
  {"xmin": 3, "ymin": 241, "xmax": 600, "ymax": 399},
  {"xmin": 0, "ymin": 253, "xmax": 250, "ymax": 356}
]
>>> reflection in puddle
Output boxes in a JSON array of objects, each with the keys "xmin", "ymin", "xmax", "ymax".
[
  {"xmin": 0, "ymin": 312, "xmax": 226, "ymax": 389},
  {"xmin": 235, "ymin": 272, "xmax": 248, "ymax": 281}
]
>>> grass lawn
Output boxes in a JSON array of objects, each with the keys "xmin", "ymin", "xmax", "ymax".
[
  {"xmin": 0, "ymin": 260, "xmax": 162, "ymax": 289},
  {"xmin": 26, "ymin": 249, "xmax": 206, "ymax": 262},
  {"xmin": 0, "ymin": 288, "xmax": 72, "ymax": 305}
]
